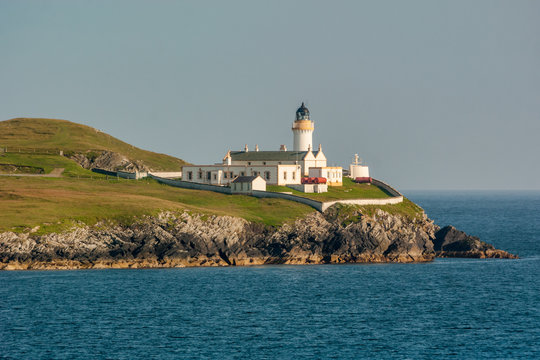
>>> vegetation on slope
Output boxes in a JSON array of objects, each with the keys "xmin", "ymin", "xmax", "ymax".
[
  {"xmin": 0, "ymin": 118, "xmax": 424, "ymax": 234},
  {"xmin": 266, "ymin": 177, "xmax": 392, "ymax": 201},
  {"xmin": 0, "ymin": 118, "xmax": 187, "ymax": 171},
  {"xmin": 0, "ymin": 153, "xmax": 106, "ymax": 177},
  {"xmin": 324, "ymin": 199, "xmax": 425, "ymax": 224},
  {"xmin": 0, "ymin": 177, "xmax": 316, "ymax": 234}
]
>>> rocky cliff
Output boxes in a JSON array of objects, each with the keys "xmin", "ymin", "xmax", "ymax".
[
  {"xmin": 0, "ymin": 206, "xmax": 517, "ymax": 270},
  {"xmin": 68, "ymin": 150, "xmax": 149, "ymax": 172}
]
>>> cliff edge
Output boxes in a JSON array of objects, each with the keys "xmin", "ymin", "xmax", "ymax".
[{"xmin": 0, "ymin": 206, "xmax": 517, "ymax": 270}]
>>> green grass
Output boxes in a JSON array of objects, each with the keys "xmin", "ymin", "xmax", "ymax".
[
  {"xmin": 0, "ymin": 153, "xmax": 106, "ymax": 177},
  {"xmin": 354, "ymin": 198, "xmax": 425, "ymax": 220},
  {"xmin": 324, "ymin": 198, "xmax": 425, "ymax": 224},
  {"xmin": 267, "ymin": 177, "xmax": 392, "ymax": 201},
  {"xmin": 0, "ymin": 176, "xmax": 316, "ymax": 234},
  {"xmin": 0, "ymin": 118, "xmax": 188, "ymax": 171}
]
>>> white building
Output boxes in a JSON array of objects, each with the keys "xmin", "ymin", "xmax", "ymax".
[
  {"xmin": 182, "ymin": 164, "xmax": 301, "ymax": 186},
  {"xmin": 308, "ymin": 167, "xmax": 343, "ymax": 186},
  {"xmin": 181, "ymin": 102, "xmax": 349, "ymax": 188},
  {"xmin": 223, "ymin": 145, "xmax": 326, "ymax": 177},
  {"xmin": 231, "ymin": 176, "xmax": 266, "ymax": 194},
  {"xmin": 288, "ymin": 183, "xmax": 328, "ymax": 193},
  {"xmin": 349, "ymin": 154, "xmax": 370, "ymax": 179}
]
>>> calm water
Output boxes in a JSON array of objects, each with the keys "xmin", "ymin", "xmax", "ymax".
[{"xmin": 1, "ymin": 191, "xmax": 539, "ymax": 359}]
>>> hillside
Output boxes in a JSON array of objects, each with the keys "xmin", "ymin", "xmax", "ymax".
[
  {"xmin": 0, "ymin": 177, "xmax": 316, "ymax": 234},
  {"xmin": 0, "ymin": 118, "xmax": 187, "ymax": 171}
]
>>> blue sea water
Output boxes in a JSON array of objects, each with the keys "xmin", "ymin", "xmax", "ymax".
[{"xmin": 1, "ymin": 191, "xmax": 539, "ymax": 359}]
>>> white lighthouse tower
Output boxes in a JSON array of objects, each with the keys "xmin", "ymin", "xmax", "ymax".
[{"xmin": 292, "ymin": 102, "xmax": 314, "ymax": 151}]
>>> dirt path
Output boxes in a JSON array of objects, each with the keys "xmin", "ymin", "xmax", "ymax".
[{"xmin": 0, "ymin": 168, "xmax": 65, "ymax": 177}]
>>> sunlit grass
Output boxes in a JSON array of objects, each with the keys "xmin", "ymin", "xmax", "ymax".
[
  {"xmin": 0, "ymin": 177, "xmax": 315, "ymax": 233},
  {"xmin": 0, "ymin": 118, "xmax": 187, "ymax": 171}
]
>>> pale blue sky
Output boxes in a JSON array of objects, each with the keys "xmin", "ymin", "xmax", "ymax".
[{"xmin": 1, "ymin": 0, "xmax": 539, "ymax": 189}]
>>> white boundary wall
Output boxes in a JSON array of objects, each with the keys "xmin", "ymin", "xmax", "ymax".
[
  {"xmin": 320, "ymin": 196, "xmax": 403, "ymax": 212},
  {"xmin": 149, "ymin": 171, "xmax": 182, "ymax": 178},
  {"xmin": 151, "ymin": 174, "xmax": 403, "ymax": 213},
  {"xmin": 149, "ymin": 175, "xmax": 232, "ymax": 194}
]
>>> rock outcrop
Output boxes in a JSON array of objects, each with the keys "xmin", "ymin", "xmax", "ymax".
[
  {"xmin": 68, "ymin": 151, "xmax": 148, "ymax": 172},
  {"xmin": 0, "ymin": 207, "xmax": 517, "ymax": 270},
  {"xmin": 434, "ymin": 225, "xmax": 518, "ymax": 259}
]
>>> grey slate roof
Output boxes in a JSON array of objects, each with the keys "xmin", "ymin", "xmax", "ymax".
[
  {"xmin": 230, "ymin": 151, "xmax": 320, "ymax": 162},
  {"xmin": 231, "ymin": 175, "xmax": 259, "ymax": 183}
]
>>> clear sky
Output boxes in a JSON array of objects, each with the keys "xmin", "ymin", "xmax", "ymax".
[{"xmin": 1, "ymin": 0, "xmax": 538, "ymax": 190}]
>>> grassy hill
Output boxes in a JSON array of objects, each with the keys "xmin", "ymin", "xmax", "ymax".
[
  {"xmin": 0, "ymin": 177, "xmax": 316, "ymax": 233},
  {"xmin": 0, "ymin": 117, "xmax": 423, "ymax": 235},
  {"xmin": 0, "ymin": 118, "xmax": 187, "ymax": 171},
  {"xmin": 0, "ymin": 153, "xmax": 106, "ymax": 177}
]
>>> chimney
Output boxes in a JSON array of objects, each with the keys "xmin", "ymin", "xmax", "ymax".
[
  {"xmin": 255, "ymin": 144, "xmax": 259, "ymax": 152},
  {"xmin": 244, "ymin": 144, "xmax": 248, "ymax": 152},
  {"xmin": 280, "ymin": 144, "xmax": 287, "ymax": 151},
  {"xmin": 223, "ymin": 150, "xmax": 232, "ymax": 165}
]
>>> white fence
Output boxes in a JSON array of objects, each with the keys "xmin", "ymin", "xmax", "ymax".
[{"xmin": 149, "ymin": 174, "xmax": 403, "ymax": 212}]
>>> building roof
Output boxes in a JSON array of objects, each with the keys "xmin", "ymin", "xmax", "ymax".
[
  {"xmin": 231, "ymin": 175, "xmax": 261, "ymax": 183},
  {"xmin": 230, "ymin": 150, "xmax": 321, "ymax": 162}
]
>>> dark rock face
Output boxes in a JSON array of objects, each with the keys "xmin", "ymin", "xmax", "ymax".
[
  {"xmin": 434, "ymin": 226, "xmax": 518, "ymax": 259},
  {"xmin": 0, "ymin": 208, "xmax": 517, "ymax": 270},
  {"xmin": 68, "ymin": 151, "xmax": 148, "ymax": 172}
]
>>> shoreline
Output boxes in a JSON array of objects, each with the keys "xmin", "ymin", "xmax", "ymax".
[{"xmin": 0, "ymin": 209, "xmax": 518, "ymax": 272}]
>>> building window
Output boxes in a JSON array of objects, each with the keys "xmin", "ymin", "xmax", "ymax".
[
  {"xmin": 213, "ymin": 174, "xmax": 217, "ymax": 180},
  {"xmin": 198, "ymin": 171, "xmax": 203, "ymax": 179},
  {"xmin": 292, "ymin": 172, "xmax": 295, "ymax": 180},
  {"xmin": 265, "ymin": 171, "xmax": 270, "ymax": 180},
  {"xmin": 284, "ymin": 172, "xmax": 287, "ymax": 180},
  {"xmin": 248, "ymin": 162, "xmax": 251, "ymax": 165},
  {"xmin": 240, "ymin": 171, "xmax": 245, "ymax": 176},
  {"xmin": 263, "ymin": 162, "xmax": 266, "ymax": 165},
  {"xmin": 188, "ymin": 171, "xmax": 193, "ymax": 180},
  {"xmin": 207, "ymin": 172, "xmax": 211, "ymax": 180}
]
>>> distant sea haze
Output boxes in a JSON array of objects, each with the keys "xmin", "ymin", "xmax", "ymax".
[{"xmin": 1, "ymin": 190, "xmax": 539, "ymax": 359}]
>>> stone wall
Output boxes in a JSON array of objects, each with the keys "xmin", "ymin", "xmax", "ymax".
[
  {"xmin": 252, "ymin": 190, "xmax": 323, "ymax": 211},
  {"xmin": 320, "ymin": 196, "xmax": 404, "ymax": 212},
  {"xmin": 149, "ymin": 175, "xmax": 232, "ymax": 194},
  {"xmin": 151, "ymin": 175, "xmax": 403, "ymax": 212},
  {"xmin": 371, "ymin": 178, "xmax": 402, "ymax": 197}
]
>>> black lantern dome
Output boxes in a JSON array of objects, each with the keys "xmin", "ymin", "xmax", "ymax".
[{"xmin": 295, "ymin": 102, "xmax": 310, "ymax": 121}]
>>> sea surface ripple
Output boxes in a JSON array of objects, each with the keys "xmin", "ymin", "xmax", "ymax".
[{"xmin": 1, "ymin": 191, "xmax": 539, "ymax": 359}]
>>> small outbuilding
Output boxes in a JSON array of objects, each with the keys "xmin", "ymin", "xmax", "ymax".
[
  {"xmin": 308, "ymin": 167, "xmax": 343, "ymax": 186},
  {"xmin": 231, "ymin": 175, "xmax": 266, "ymax": 194}
]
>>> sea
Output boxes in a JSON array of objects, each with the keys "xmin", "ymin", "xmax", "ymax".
[{"xmin": 1, "ymin": 191, "xmax": 539, "ymax": 359}]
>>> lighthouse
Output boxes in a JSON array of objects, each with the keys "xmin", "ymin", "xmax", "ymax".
[{"xmin": 292, "ymin": 102, "xmax": 314, "ymax": 151}]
